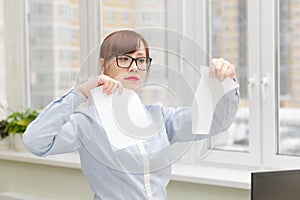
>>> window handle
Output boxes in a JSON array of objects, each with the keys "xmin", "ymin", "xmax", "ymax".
[
  {"xmin": 248, "ymin": 75, "xmax": 258, "ymax": 100},
  {"xmin": 261, "ymin": 74, "xmax": 271, "ymax": 100}
]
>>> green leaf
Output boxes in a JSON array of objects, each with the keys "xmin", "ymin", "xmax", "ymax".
[{"xmin": 4, "ymin": 108, "xmax": 40, "ymax": 135}]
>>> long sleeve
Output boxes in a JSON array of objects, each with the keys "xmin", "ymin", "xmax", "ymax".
[
  {"xmin": 163, "ymin": 88, "xmax": 240, "ymax": 144},
  {"xmin": 22, "ymin": 89, "xmax": 86, "ymax": 156}
]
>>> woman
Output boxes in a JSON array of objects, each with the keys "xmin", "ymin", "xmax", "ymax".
[{"xmin": 23, "ymin": 30, "xmax": 239, "ymax": 200}]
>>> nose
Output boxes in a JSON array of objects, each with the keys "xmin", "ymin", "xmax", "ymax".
[{"xmin": 129, "ymin": 61, "xmax": 138, "ymax": 72}]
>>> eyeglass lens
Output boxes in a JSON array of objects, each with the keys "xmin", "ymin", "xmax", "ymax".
[{"xmin": 117, "ymin": 55, "xmax": 150, "ymax": 70}]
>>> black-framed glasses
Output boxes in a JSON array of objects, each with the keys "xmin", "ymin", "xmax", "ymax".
[{"xmin": 113, "ymin": 54, "xmax": 152, "ymax": 71}]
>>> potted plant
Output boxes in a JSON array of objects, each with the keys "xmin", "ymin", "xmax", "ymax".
[
  {"xmin": 0, "ymin": 119, "xmax": 10, "ymax": 150},
  {"xmin": 5, "ymin": 109, "xmax": 39, "ymax": 151}
]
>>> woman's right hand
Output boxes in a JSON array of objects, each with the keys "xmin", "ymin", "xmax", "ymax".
[{"xmin": 75, "ymin": 74, "xmax": 123, "ymax": 98}]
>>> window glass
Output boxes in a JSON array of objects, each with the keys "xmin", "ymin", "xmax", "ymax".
[
  {"xmin": 28, "ymin": 0, "xmax": 81, "ymax": 109},
  {"xmin": 211, "ymin": 0, "xmax": 249, "ymax": 152},
  {"xmin": 278, "ymin": 0, "xmax": 300, "ymax": 156}
]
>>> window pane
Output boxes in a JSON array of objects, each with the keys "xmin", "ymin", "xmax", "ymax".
[
  {"xmin": 0, "ymin": 0, "xmax": 6, "ymax": 107},
  {"xmin": 278, "ymin": 0, "xmax": 300, "ymax": 156},
  {"xmin": 211, "ymin": 0, "xmax": 249, "ymax": 152},
  {"xmin": 28, "ymin": 0, "xmax": 81, "ymax": 109}
]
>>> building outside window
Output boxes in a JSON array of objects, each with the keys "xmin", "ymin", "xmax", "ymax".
[
  {"xmin": 211, "ymin": 0, "xmax": 249, "ymax": 152},
  {"xmin": 28, "ymin": 0, "xmax": 80, "ymax": 109},
  {"xmin": 278, "ymin": 0, "xmax": 300, "ymax": 156}
]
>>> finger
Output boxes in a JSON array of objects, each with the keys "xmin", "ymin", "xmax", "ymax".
[
  {"xmin": 108, "ymin": 83, "xmax": 119, "ymax": 95},
  {"xmin": 103, "ymin": 80, "xmax": 111, "ymax": 92},
  {"xmin": 117, "ymin": 81, "xmax": 123, "ymax": 94},
  {"xmin": 106, "ymin": 81, "xmax": 115, "ymax": 94},
  {"xmin": 221, "ymin": 63, "xmax": 230, "ymax": 81},
  {"xmin": 210, "ymin": 58, "xmax": 218, "ymax": 67},
  {"xmin": 226, "ymin": 67, "xmax": 235, "ymax": 78},
  {"xmin": 215, "ymin": 58, "xmax": 224, "ymax": 71},
  {"xmin": 219, "ymin": 58, "xmax": 230, "ymax": 81},
  {"xmin": 215, "ymin": 58, "xmax": 224, "ymax": 81},
  {"xmin": 106, "ymin": 80, "xmax": 117, "ymax": 94},
  {"xmin": 227, "ymin": 64, "xmax": 236, "ymax": 79},
  {"xmin": 209, "ymin": 58, "xmax": 217, "ymax": 78},
  {"xmin": 97, "ymin": 75, "xmax": 105, "ymax": 86}
]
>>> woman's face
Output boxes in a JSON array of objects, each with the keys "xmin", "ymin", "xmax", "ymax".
[{"xmin": 102, "ymin": 42, "xmax": 148, "ymax": 91}]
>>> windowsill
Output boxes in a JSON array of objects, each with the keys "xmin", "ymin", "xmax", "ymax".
[
  {"xmin": 0, "ymin": 149, "xmax": 251, "ymax": 190},
  {"xmin": 171, "ymin": 163, "xmax": 251, "ymax": 190},
  {"xmin": 0, "ymin": 149, "xmax": 81, "ymax": 169}
]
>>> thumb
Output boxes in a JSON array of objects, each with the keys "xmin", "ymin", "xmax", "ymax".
[{"xmin": 97, "ymin": 75, "xmax": 105, "ymax": 86}]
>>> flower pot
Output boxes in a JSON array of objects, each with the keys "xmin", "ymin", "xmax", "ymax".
[
  {"xmin": 13, "ymin": 134, "xmax": 27, "ymax": 152},
  {"xmin": 0, "ymin": 137, "xmax": 10, "ymax": 150}
]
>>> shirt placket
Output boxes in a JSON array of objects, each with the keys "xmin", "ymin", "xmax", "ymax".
[{"xmin": 137, "ymin": 143, "xmax": 153, "ymax": 200}]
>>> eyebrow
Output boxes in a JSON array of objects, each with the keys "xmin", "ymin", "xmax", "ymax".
[{"xmin": 135, "ymin": 52, "xmax": 146, "ymax": 56}]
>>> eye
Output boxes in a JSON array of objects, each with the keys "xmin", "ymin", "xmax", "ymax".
[
  {"xmin": 137, "ymin": 58, "xmax": 146, "ymax": 63},
  {"xmin": 118, "ymin": 56, "xmax": 130, "ymax": 62}
]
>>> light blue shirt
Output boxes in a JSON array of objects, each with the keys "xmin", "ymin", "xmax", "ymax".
[{"xmin": 23, "ymin": 88, "xmax": 239, "ymax": 200}]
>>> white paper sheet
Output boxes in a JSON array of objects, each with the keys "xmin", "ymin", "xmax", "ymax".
[
  {"xmin": 91, "ymin": 87, "xmax": 158, "ymax": 151},
  {"xmin": 192, "ymin": 66, "xmax": 239, "ymax": 134}
]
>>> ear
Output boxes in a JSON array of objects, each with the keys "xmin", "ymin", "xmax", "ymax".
[{"xmin": 99, "ymin": 58, "xmax": 105, "ymax": 74}]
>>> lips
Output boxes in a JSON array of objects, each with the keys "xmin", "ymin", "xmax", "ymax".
[{"xmin": 124, "ymin": 76, "xmax": 139, "ymax": 81}]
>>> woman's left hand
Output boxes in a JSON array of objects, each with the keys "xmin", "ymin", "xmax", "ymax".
[{"xmin": 209, "ymin": 58, "xmax": 236, "ymax": 82}]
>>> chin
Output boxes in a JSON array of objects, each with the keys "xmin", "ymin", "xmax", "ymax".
[
  {"xmin": 122, "ymin": 85, "xmax": 137, "ymax": 91},
  {"xmin": 122, "ymin": 82, "xmax": 141, "ymax": 91}
]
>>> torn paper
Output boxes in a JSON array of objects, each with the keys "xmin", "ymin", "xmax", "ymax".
[
  {"xmin": 192, "ymin": 66, "xmax": 239, "ymax": 135},
  {"xmin": 91, "ymin": 87, "xmax": 159, "ymax": 151}
]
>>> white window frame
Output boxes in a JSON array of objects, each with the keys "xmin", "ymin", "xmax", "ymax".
[
  {"xmin": 199, "ymin": 0, "xmax": 261, "ymax": 167},
  {"xmin": 79, "ymin": 0, "xmax": 101, "ymax": 69},
  {"xmin": 262, "ymin": 0, "xmax": 300, "ymax": 168},
  {"xmin": 166, "ymin": 0, "xmax": 262, "ymax": 168},
  {"xmin": 3, "ymin": 0, "xmax": 29, "ymax": 110}
]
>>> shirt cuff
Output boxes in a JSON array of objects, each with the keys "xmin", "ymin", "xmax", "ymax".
[{"xmin": 65, "ymin": 88, "xmax": 87, "ymax": 108}]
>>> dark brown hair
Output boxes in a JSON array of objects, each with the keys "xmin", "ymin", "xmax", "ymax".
[{"xmin": 100, "ymin": 30, "xmax": 150, "ymax": 66}]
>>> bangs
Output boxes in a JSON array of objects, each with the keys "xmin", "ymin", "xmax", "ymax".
[
  {"xmin": 111, "ymin": 34, "xmax": 141, "ymax": 55},
  {"xmin": 100, "ymin": 30, "xmax": 149, "ymax": 62}
]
